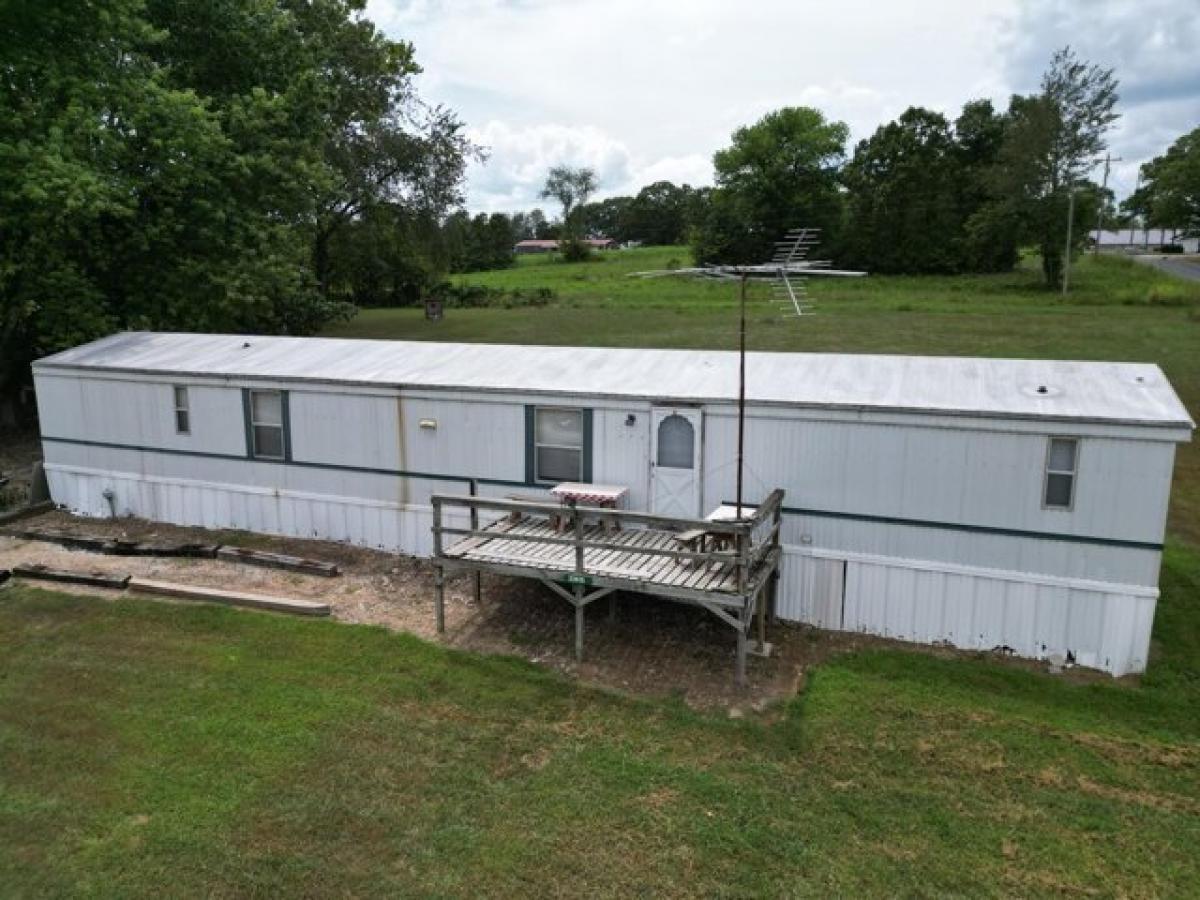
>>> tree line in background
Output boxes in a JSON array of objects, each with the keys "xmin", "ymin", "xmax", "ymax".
[
  {"xmin": 448, "ymin": 48, "xmax": 1195, "ymax": 292},
  {"xmin": 692, "ymin": 48, "xmax": 1124, "ymax": 289}
]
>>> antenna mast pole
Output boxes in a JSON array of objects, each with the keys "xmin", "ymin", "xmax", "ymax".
[{"xmin": 736, "ymin": 273, "xmax": 747, "ymax": 518}]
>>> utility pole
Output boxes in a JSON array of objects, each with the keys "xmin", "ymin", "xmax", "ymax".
[
  {"xmin": 1062, "ymin": 185, "xmax": 1076, "ymax": 297},
  {"xmin": 1093, "ymin": 152, "xmax": 1122, "ymax": 254},
  {"xmin": 735, "ymin": 273, "xmax": 747, "ymax": 518}
]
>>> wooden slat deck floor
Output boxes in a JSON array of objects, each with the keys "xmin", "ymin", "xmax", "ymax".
[{"xmin": 444, "ymin": 514, "xmax": 741, "ymax": 594}]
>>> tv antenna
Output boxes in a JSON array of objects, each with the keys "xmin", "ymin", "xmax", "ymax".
[{"xmin": 630, "ymin": 228, "xmax": 866, "ymax": 517}]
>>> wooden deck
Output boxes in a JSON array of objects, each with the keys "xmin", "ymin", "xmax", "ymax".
[
  {"xmin": 430, "ymin": 490, "xmax": 785, "ymax": 685},
  {"xmin": 445, "ymin": 515, "xmax": 752, "ymax": 598}
]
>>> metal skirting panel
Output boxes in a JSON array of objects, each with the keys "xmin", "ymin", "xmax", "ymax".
[
  {"xmin": 776, "ymin": 552, "xmax": 845, "ymax": 628},
  {"xmin": 777, "ymin": 548, "xmax": 1156, "ymax": 676},
  {"xmin": 44, "ymin": 465, "xmax": 461, "ymax": 557},
  {"xmin": 44, "ymin": 464, "xmax": 1157, "ymax": 677}
]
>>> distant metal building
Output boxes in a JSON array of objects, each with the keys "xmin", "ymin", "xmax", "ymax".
[
  {"xmin": 1094, "ymin": 228, "xmax": 1198, "ymax": 253},
  {"xmin": 513, "ymin": 239, "xmax": 559, "ymax": 254},
  {"xmin": 33, "ymin": 333, "xmax": 1194, "ymax": 675},
  {"xmin": 513, "ymin": 238, "xmax": 619, "ymax": 253}
]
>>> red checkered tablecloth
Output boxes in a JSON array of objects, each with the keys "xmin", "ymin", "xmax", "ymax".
[{"xmin": 550, "ymin": 483, "xmax": 629, "ymax": 506}]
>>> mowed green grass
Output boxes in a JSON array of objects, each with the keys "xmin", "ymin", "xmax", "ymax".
[
  {"xmin": 2, "ymin": 545, "xmax": 1199, "ymax": 897},
  {"xmin": 328, "ymin": 246, "xmax": 1200, "ymax": 543}
]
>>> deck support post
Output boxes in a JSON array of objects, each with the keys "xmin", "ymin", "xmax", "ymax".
[
  {"xmin": 609, "ymin": 592, "xmax": 617, "ymax": 623},
  {"xmin": 735, "ymin": 620, "xmax": 748, "ymax": 687},
  {"xmin": 473, "ymin": 570, "xmax": 481, "ymax": 605},
  {"xmin": 756, "ymin": 586, "xmax": 766, "ymax": 650},
  {"xmin": 574, "ymin": 585, "xmax": 585, "ymax": 662},
  {"xmin": 434, "ymin": 564, "xmax": 445, "ymax": 634}
]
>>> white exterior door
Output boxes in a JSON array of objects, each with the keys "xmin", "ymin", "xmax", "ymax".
[{"xmin": 650, "ymin": 407, "xmax": 702, "ymax": 518}]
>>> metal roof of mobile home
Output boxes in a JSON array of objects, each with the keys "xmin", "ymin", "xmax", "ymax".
[{"xmin": 35, "ymin": 332, "xmax": 1194, "ymax": 430}]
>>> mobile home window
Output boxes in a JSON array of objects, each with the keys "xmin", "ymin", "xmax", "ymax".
[
  {"xmin": 1043, "ymin": 437, "xmax": 1078, "ymax": 509},
  {"xmin": 534, "ymin": 407, "xmax": 584, "ymax": 482},
  {"xmin": 248, "ymin": 390, "xmax": 287, "ymax": 460},
  {"xmin": 173, "ymin": 386, "xmax": 190, "ymax": 434}
]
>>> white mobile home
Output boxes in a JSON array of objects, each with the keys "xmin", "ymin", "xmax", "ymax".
[{"xmin": 32, "ymin": 332, "xmax": 1193, "ymax": 675}]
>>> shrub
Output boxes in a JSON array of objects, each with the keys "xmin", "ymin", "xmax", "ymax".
[
  {"xmin": 1160, "ymin": 244, "xmax": 1184, "ymax": 254},
  {"xmin": 559, "ymin": 237, "xmax": 592, "ymax": 263},
  {"xmin": 434, "ymin": 283, "xmax": 555, "ymax": 309}
]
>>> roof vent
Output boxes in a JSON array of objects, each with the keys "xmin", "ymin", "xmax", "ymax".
[{"xmin": 1020, "ymin": 383, "xmax": 1063, "ymax": 399}]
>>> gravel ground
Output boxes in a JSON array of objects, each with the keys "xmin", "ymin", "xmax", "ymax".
[{"xmin": 0, "ymin": 509, "xmax": 1095, "ymax": 709}]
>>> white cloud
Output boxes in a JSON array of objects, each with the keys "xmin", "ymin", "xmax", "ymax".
[{"xmin": 366, "ymin": 0, "xmax": 1198, "ymax": 210}]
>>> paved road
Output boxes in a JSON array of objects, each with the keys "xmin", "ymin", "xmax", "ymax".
[{"xmin": 1132, "ymin": 254, "xmax": 1200, "ymax": 283}]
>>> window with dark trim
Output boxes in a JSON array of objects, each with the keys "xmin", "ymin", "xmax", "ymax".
[
  {"xmin": 534, "ymin": 407, "xmax": 583, "ymax": 482},
  {"xmin": 1043, "ymin": 437, "xmax": 1078, "ymax": 509},
  {"xmin": 173, "ymin": 386, "xmax": 190, "ymax": 434},
  {"xmin": 246, "ymin": 389, "xmax": 288, "ymax": 460},
  {"xmin": 525, "ymin": 406, "xmax": 592, "ymax": 484}
]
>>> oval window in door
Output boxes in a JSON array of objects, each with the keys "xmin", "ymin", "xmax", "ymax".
[{"xmin": 657, "ymin": 414, "xmax": 694, "ymax": 468}]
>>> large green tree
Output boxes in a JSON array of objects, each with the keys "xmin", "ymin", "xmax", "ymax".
[
  {"xmin": 693, "ymin": 107, "xmax": 848, "ymax": 263},
  {"xmin": 623, "ymin": 181, "xmax": 696, "ymax": 246},
  {"xmin": 840, "ymin": 102, "xmax": 1020, "ymax": 275},
  {"xmin": 840, "ymin": 108, "xmax": 966, "ymax": 274},
  {"xmin": 0, "ymin": 0, "xmax": 469, "ymax": 414},
  {"xmin": 990, "ymin": 48, "xmax": 1119, "ymax": 287},
  {"xmin": 1130, "ymin": 127, "xmax": 1200, "ymax": 237},
  {"xmin": 538, "ymin": 166, "xmax": 596, "ymax": 261}
]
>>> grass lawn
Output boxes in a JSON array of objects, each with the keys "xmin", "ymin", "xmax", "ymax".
[
  {"xmin": 1, "ymin": 543, "xmax": 1198, "ymax": 896},
  {"xmin": 327, "ymin": 246, "xmax": 1200, "ymax": 543}
]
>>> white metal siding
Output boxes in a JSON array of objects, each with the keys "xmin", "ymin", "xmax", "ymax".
[
  {"xmin": 36, "ymin": 373, "xmax": 246, "ymax": 457},
  {"xmin": 593, "ymin": 406, "xmax": 651, "ymax": 511},
  {"xmin": 701, "ymin": 410, "xmax": 1171, "ymax": 587}
]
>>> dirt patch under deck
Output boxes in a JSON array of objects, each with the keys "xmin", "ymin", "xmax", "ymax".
[{"xmin": 0, "ymin": 510, "xmax": 1109, "ymax": 709}]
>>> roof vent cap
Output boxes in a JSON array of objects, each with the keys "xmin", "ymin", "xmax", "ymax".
[{"xmin": 1020, "ymin": 383, "xmax": 1063, "ymax": 398}]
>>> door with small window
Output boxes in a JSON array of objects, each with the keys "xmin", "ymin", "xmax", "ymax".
[{"xmin": 650, "ymin": 407, "xmax": 702, "ymax": 518}]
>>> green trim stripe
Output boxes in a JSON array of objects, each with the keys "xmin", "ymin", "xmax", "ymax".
[
  {"xmin": 720, "ymin": 500, "xmax": 1162, "ymax": 552},
  {"xmin": 43, "ymin": 435, "xmax": 530, "ymax": 490}
]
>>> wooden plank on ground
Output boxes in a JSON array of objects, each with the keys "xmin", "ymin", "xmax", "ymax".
[
  {"xmin": 128, "ymin": 578, "xmax": 331, "ymax": 616},
  {"xmin": 10, "ymin": 529, "xmax": 110, "ymax": 553},
  {"xmin": 12, "ymin": 563, "xmax": 130, "ymax": 590},
  {"xmin": 215, "ymin": 546, "xmax": 339, "ymax": 577}
]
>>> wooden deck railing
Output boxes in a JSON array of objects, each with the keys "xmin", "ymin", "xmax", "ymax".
[{"xmin": 431, "ymin": 488, "xmax": 784, "ymax": 594}]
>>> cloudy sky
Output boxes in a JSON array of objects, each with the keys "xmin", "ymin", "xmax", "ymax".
[{"xmin": 365, "ymin": 0, "xmax": 1199, "ymax": 213}]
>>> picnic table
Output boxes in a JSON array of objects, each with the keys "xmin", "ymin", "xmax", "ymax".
[
  {"xmin": 549, "ymin": 483, "xmax": 629, "ymax": 532},
  {"xmin": 673, "ymin": 503, "xmax": 758, "ymax": 564}
]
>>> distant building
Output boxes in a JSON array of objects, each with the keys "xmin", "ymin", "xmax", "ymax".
[
  {"xmin": 513, "ymin": 238, "xmax": 620, "ymax": 254},
  {"xmin": 513, "ymin": 239, "xmax": 559, "ymax": 254},
  {"xmin": 1094, "ymin": 228, "xmax": 1198, "ymax": 253}
]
